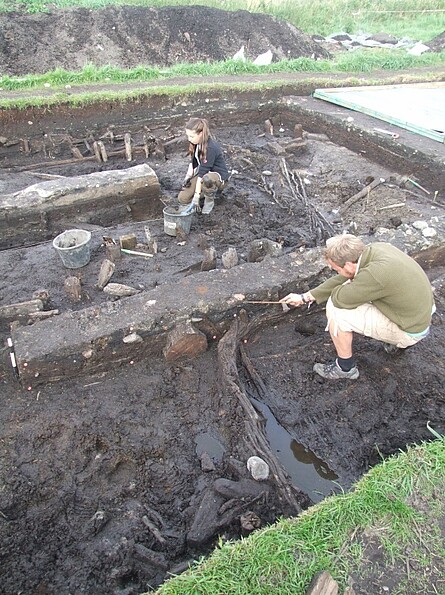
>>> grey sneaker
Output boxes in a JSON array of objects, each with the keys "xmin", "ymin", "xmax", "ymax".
[
  {"xmin": 313, "ymin": 360, "xmax": 359, "ymax": 380},
  {"xmin": 383, "ymin": 343, "xmax": 401, "ymax": 355}
]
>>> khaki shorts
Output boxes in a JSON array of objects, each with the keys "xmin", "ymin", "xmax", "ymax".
[
  {"xmin": 325, "ymin": 298, "xmax": 428, "ymax": 348},
  {"xmin": 178, "ymin": 172, "xmax": 227, "ymax": 205}
]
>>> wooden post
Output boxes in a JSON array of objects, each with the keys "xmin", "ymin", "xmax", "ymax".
[
  {"xmin": 0, "ymin": 299, "xmax": 44, "ymax": 319},
  {"xmin": 143, "ymin": 134, "xmax": 150, "ymax": 158},
  {"xmin": 124, "ymin": 133, "xmax": 132, "ymax": 161},
  {"xmin": 71, "ymin": 146, "xmax": 83, "ymax": 159},
  {"xmin": 92, "ymin": 141, "xmax": 102, "ymax": 163},
  {"xmin": 163, "ymin": 321, "xmax": 208, "ymax": 362},
  {"xmin": 97, "ymin": 140, "xmax": 108, "ymax": 162}
]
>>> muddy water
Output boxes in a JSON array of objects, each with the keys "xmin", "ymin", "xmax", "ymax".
[{"xmin": 250, "ymin": 396, "xmax": 339, "ymax": 503}]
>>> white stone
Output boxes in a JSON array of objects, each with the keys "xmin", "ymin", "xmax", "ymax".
[
  {"xmin": 412, "ymin": 220, "xmax": 428, "ymax": 230},
  {"xmin": 422, "ymin": 227, "xmax": 437, "ymax": 238},
  {"xmin": 253, "ymin": 50, "xmax": 273, "ymax": 65},
  {"xmin": 247, "ymin": 456, "xmax": 269, "ymax": 481}
]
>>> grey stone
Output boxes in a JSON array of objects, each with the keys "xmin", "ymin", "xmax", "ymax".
[
  {"xmin": 222, "ymin": 247, "xmax": 239, "ymax": 269},
  {"xmin": 247, "ymin": 238, "xmax": 283, "ymax": 262}
]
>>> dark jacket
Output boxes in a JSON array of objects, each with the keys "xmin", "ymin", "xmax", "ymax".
[{"xmin": 192, "ymin": 138, "xmax": 229, "ymax": 180}]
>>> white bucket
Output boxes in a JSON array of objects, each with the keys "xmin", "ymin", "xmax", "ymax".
[
  {"xmin": 163, "ymin": 205, "xmax": 194, "ymax": 237},
  {"xmin": 53, "ymin": 229, "xmax": 92, "ymax": 268}
]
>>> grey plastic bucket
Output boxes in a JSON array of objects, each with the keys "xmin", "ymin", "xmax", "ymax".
[
  {"xmin": 52, "ymin": 229, "xmax": 92, "ymax": 269},
  {"xmin": 163, "ymin": 205, "xmax": 194, "ymax": 237}
]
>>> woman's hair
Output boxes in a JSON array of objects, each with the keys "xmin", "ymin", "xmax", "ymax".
[
  {"xmin": 324, "ymin": 234, "xmax": 365, "ymax": 266},
  {"xmin": 185, "ymin": 117, "xmax": 211, "ymax": 161}
]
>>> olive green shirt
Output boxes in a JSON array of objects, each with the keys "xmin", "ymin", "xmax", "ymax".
[{"xmin": 310, "ymin": 243, "xmax": 434, "ymax": 333}]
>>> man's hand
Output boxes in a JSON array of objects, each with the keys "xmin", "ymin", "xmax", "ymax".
[
  {"xmin": 192, "ymin": 192, "xmax": 201, "ymax": 213},
  {"xmin": 279, "ymin": 293, "xmax": 305, "ymax": 307}
]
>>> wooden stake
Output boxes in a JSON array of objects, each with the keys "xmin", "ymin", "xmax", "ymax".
[
  {"xmin": 97, "ymin": 140, "xmax": 108, "ymax": 162},
  {"xmin": 71, "ymin": 146, "xmax": 83, "ymax": 159},
  {"xmin": 341, "ymin": 177, "xmax": 384, "ymax": 214},
  {"xmin": 124, "ymin": 133, "xmax": 132, "ymax": 161},
  {"xmin": 92, "ymin": 141, "xmax": 102, "ymax": 163}
]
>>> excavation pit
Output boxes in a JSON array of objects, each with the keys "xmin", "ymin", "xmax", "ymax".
[{"xmin": 1, "ymin": 94, "xmax": 445, "ymax": 594}]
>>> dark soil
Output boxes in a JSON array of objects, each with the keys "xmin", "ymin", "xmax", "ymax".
[
  {"xmin": 0, "ymin": 5, "xmax": 329, "ymax": 76},
  {"xmin": 1, "ymin": 115, "xmax": 445, "ymax": 594},
  {"xmin": 0, "ymin": 6, "xmax": 445, "ymax": 595}
]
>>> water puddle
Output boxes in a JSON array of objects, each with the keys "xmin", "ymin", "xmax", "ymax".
[
  {"xmin": 250, "ymin": 397, "xmax": 340, "ymax": 503},
  {"xmin": 195, "ymin": 431, "xmax": 226, "ymax": 463}
]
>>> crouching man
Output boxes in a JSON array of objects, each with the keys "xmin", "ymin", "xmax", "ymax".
[{"xmin": 280, "ymin": 234, "xmax": 435, "ymax": 380}]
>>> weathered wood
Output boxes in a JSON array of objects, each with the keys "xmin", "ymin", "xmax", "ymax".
[
  {"xmin": 163, "ymin": 135, "xmax": 184, "ymax": 148},
  {"xmin": 217, "ymin": 312, "xmax": 312, "ymax": 514},
  {"xmin": 124, "ymin": 132, "xmax": 132, "ymax": 161},
  {"xmin": 222, "ymin": 247, "xmax": 238, "ymax": 269},
  {"xmin": 0, "ymin": 299, "xmax": 43, "ymax": 319},
  {"xmin": 92, "ymin": 141, "xmax": 102, "ymax": 163},
  {"xmin": 119, "ymin": 234, "xmax": 137, "ymax": 250},
  {"xmin": 70, "ymin": 146, "xmax": 84, "ymax": 159},
  {"xmin": 201, "ymin": 247, "xmax": 217, "ymax": 272},
  {"xmin": 294, "ymin": 123, "xmax": 304, "ymax": 139},
  {"xmin": 144, "ymin": 225, "xmax": 158, "ymax": 254},
  {"xmin": 28, "ymin": 309, "xmax": 59, "ymax": 320},
  {"xmin": 27, "ymin": 172, "xmax": 65, "ymax": 180},
  {"xmin": 240, "ymin": 510, "xmax": 261, "ymax": 533},
  {"xmin": 143, "ymin": 133, "xmax": 150, "ymax": 158},
  {"xmin": 32, "ymin": 289, "xmax": 50, "ymax": 306},
  {"xmin": 163, "ymin": 321, "xmax": 208, "ymax": 362},
  {"xmin": 133, "ymin": 544, "xmax": 168, "ymax": 570},
  {"xmin": 64, "ymin": 276, "xmax": 82, "ymax": 302},
  {"xmin": 105, "ymin": 244, "xmax": 122, "ymax": 261},
  {"xmin": 340, "ymin": 177, "xmax": 384, "ymax": 214},
  {"xmin": 97, "ymin": 140, "xmax": 108, "ymax": 162},
  {"xmin": 142, "ymin": 515, "xmax": 166, "ymax": 545},
  {"xmin": 305, "ymin": 570, "xmax": 339, "ymax": 595},
  {"xmin": 103, "ymin": 283, "xmax": 141, "ymax": 297},
  {"xmin": 264, "ymin": 119, "xmax": 274, "ymax": 135},
  {"xmin": 97, "ymin": 259, "xmax": 115, "ymax": 289}
]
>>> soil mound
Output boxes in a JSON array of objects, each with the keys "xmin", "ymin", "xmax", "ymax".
[
  {"xmin": 427, "ymin": 30, "xmax": 445, "ymax": 52},
  {"xmin": 0, "ymin": 5, "xmax": 330, "ymax": 76}
]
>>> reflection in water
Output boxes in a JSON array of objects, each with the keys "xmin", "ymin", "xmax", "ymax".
[
  {"xmin": 250, "ymin": 396, "xmax": 340, "ymax": 503},
  {"xmin": 290, "ymin": 440, "xmax": 338, "ymax": 481}
]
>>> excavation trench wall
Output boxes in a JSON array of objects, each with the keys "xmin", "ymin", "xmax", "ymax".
[
  {"xmin": 2, "ymin": 86, "xmax": 445, "ymax": 595},
  {"xmin": 1, "ymin": 88, "xmax": 444, "ymax": 190},
  {"xmin": 12, "ymin": 249, "xmax": 324, "ymax": 387}
]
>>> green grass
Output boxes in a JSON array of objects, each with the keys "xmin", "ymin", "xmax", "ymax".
[
  {"xmin": 2, "ymin": 68, "xmax": 444, "ymax": 110},
  {"xmin": 1, "ymin": 49, "xmax": 444, "ymax": 94},
  {"xmin": 3, "ymin": 0, "xmax": 445, "ymax": 40},
  {"xmin": 154, "ymin": 437, "xmax": 445, "ymax": 594}
]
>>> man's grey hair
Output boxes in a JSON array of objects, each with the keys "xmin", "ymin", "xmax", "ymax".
[{"xmin": 324, "ymin": 234, "xmax": 365, "ymax": 266}]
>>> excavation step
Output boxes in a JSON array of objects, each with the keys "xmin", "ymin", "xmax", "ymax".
[
  {"xmin": 0, "ymin": 164, "xmax": 161, "ymax": 249},
  {"xmin": 11, "ymin": 250, "xmax": 323, "ymax": 387}
]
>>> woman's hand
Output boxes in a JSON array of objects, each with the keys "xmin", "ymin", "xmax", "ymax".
[{"xmin": 192, "ymin": 192, "xmax": 201, "ymax": 213}]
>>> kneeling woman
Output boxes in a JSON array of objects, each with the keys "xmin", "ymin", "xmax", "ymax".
[{"xmin": 178, "ymin": 117, "xmax": 229, "ymax": 215}]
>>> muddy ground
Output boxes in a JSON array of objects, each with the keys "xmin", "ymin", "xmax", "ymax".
[
  {"xmin": 1, "ymin": 115, "xmax": 445, "ymax": 594},
  {"xmin": 1, "ymin": 5, "xmax": 445, "ymax": 595}
]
